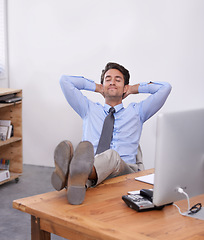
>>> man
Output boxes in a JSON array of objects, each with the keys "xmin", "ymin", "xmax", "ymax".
[{"xmin": 51, "ymin": 62, "xmax": 172, "ymax": 205}]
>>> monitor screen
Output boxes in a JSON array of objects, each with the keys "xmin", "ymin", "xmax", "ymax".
[{"xmin": 153, "ymin": 108, "xmax": 204, "ymax": 206}]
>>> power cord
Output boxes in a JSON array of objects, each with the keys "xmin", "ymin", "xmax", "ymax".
[{"xmin": 173, "ymin": 187, "xmax": 202, "ymax": 216}]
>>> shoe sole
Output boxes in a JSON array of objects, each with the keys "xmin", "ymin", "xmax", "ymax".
[
  {"xmin": 67, "ymin": 141, "xmax": 94, "ymax": 205},
  {"xmin": 51, "ymin": 140, "xmax": 73, "ymax": 191}
]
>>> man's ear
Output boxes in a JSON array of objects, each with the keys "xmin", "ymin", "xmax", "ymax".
[{"xmin": 123, "ymin": 84, "xmax": 128, "ymax": 94}]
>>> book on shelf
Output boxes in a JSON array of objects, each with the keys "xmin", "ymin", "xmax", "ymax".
[
  {"xmin": 0, "ymin": 120, "xmax": 13, "ymax": 141},
  {"xmin": 0, "ymin": 170, "xmax": 10, "ymax": 182},
  {"xmin": 0, "ymin": 156, "xmax": 11, "ymax": 182},
  {"xmin": 0, "ymin": 159, "xmax": 10, "ymax": 170},
  {"xmin": 0, "ymin": 126, "xmax": 8, "ymax": 141},
  {"xmin": 0, "ymin": 120, "xmax": 11, "ymax": 126},
  {"xmin": 0, "ymin": 93, "xmax": 22, "ymax": 103}
]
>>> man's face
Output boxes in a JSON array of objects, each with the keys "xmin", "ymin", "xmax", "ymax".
[{"xmin": 103, "ymin": 69, "xmax": 127, "ymax": 100}]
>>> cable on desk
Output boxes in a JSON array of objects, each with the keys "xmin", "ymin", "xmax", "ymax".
[{"xmin": 173, "ymin": 187, "xmax": 202, "ymax": 216}]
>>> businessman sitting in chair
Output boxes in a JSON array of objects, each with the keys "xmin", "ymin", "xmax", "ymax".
[{"xmin": 51, "ymin": 62, "xmax": 172, "ymax": 205}]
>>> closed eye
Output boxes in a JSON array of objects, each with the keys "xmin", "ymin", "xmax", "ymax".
[
  {"xmin": 105, "ymin": 76, "xmax": 111, "ymax": 81},
  {"xmin": 115, "ymin": 76, "xmax": 122, "ymax": 82}
]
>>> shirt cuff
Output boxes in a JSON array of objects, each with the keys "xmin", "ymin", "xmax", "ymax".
[
  {"xmin": 138, "ymin": 81, "xmax": 164, "ymax": 94},
  {"xmin": 84, "ymin": 77, "xmax": 96, "ymax": 91},
  {"xmin": 138, "ymin": 82, "xmax": 149, "ymax": 93}
]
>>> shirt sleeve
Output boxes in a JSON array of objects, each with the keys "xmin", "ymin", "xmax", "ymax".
[
  {"xmin": 59, "ymin": 75, "xmax": 96, "ymax": 118},
  {"xmin": 138, "ymin": 81, "xmax": 172, "ymax": 122}
]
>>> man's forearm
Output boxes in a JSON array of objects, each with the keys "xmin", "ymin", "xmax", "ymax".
[
  {"xmin": 95, "ymin": 83, "xmax": 102, "ymax": 93},
  {"xmin": 123, "ymin": 83, "xmax": 140, "ymax": 99},
  {"xmin": 128, "ymin": 84, "xmax": 140, "ymax": 94},
  {"xmin": 95, "ymin": 83, "xmax": 104, "ymax": 96}
]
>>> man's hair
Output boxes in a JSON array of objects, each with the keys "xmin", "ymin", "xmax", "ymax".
[{"xmin": 100, "ymin": 62, "xmax": 130, "ymax": 85}]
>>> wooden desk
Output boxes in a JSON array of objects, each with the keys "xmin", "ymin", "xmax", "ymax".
[{"xmin": 13, "ymin": 169, "xmax": 204, "ymax": 240}]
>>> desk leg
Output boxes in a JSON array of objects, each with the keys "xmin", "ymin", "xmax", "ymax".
[{"xmin": 31, "ymin": 215, "xmax": 50, "ymax": 240}]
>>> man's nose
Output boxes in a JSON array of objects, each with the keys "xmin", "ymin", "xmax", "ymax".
[{"xmin": 110, "ymin": 78, "xmax": 116, "ymax": 84}]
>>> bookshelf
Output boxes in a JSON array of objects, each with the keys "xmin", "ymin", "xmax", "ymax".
[{"xmin": 0, "ymin": 88, "xmax": 22, "ymax": 185}]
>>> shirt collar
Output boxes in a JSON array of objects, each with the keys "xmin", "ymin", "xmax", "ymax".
[{"xmin": 104, "ymin": 103, "xmax": 123, "ymax": 113}]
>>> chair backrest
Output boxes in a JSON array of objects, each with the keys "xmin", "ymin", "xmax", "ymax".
[{"xmin": 136, "ymin": 145, "xmax": 144, "ymax": 170}]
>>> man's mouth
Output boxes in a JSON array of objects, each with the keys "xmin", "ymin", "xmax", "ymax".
[{"xmin": 108, "ymin": 87, "xmax": 117, "ymax": 90}]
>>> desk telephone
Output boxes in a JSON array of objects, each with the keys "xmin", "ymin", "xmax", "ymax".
[{"xmin": 122, "ymin": 189, "xmax": 164, "ymax": 212}]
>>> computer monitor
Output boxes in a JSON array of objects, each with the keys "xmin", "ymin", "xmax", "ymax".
[{"xmin": 153, "ymin": 108, "xmax": 204, "ymax": 207}]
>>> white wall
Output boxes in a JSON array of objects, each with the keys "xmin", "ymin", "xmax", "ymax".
[
  {"xmin": 7, "ymin": 0, "xmax": 204, "ymax": 169},
  {"xmin": 0, "ymin": 79, "xmax": 8, "ymax": 88}
]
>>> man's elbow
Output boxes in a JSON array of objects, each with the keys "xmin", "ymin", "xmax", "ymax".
[
  {"xmin": 164, "ymin": 82, "xmax": 172, "ymax": 95},
  {"xmin": 59, "ymin": 75, "xmax": 67, "ymax": 85},
  {"xmin": 59, "ymin": 75, "xmax": 74, "ymax": 89}
]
